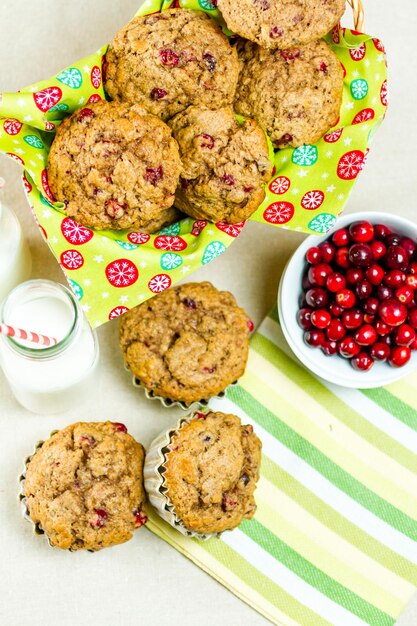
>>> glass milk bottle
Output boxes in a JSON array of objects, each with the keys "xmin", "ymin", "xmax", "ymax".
[
  {"xmin": 0, "ymin": 184, "xmax": 32, "ymax": 304},
  {"xmin": 0, "ymin": 279, "xmax": 99, "ymax": 414}
]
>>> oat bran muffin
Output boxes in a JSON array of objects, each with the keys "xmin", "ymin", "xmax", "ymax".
[
  {"xmin": 105, "ymin": 9, "xmax": 240, "ymax": 121},
  {"xmin": 163, "ymin": 411, "xmax": 262, "ymax": 534},
  {"xmin": 169, "ymin": 105, "xmax": 272, "ymax": 223},
  {"xmin": 235, "ymin": 39, "xmax": 344, "ymax": 148},
  {"xmin": 47, "ymin": 100, "xmax": 181, "ymax": 231},
  {"xmin": 217, "ymin": 0, "xmax": 346, "ymax": 50},
  {"xmin": 119, "ymin": 282, "xmax": 251, "ymax": 405},
  {"xmin": 23, "ymin": 422, "xmax": 147, "ymax": 551}
]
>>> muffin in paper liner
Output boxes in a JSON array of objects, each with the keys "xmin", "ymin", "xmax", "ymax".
[{"xmin": 144, "ymin": 410, "xmax": 221, "ymax": 541}]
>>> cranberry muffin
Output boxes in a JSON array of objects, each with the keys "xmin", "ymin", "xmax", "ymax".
[{"xmin": 23, "ymin": 422, "xmax": 147, "ymax": 551}]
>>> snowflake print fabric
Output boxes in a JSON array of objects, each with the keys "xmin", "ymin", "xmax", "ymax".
[{"xmin": 0, "ymin": 0, "xmax": 387, "ymax": 328}]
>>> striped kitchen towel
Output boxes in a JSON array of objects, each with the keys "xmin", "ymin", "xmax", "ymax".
[{"xmin": 146, "ymin": 306, "xmax": 417, "ymax": 626}]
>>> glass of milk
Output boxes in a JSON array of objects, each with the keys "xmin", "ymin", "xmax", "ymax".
[
  {"xmin": 0, "ymin": 185, "xmax": 32, "ymax": 304},
  {"xmin": 0, "ymin": 279, "xmax": 99, "ymax": 414}
]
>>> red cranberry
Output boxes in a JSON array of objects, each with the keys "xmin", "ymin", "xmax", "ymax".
[
  {"xmin": 384, "ymin": 270, "xmax": 406, "ymax": 287},
  {"xmin": 90, "ymin": 509, "xmax": 108, "ymax": 528},
  {"xmin": 410, "ymin": 335, "xmax": 417, "ymax": 350},
  {"xmin": 306, "ymin": 246, "xmax": 322, "ymax": 265},
  {"xmin": 349, "ymin": 220, "xmax": 374, "ymax": 243},
  {"xmin": 78, "ymin": 108, "xmax": 95, "ymax": 121},
  {"xmin": 133, "ymin": 509, "xmax": 148, "ymax": 527},
  {"xmin": 354, "ymin": 324, "xmax": 378, "ymax": 346},
  {"xmin": 349, "ymin": 243, "xmax": 373, "ymax": 268},
  {"xmin": 379, "ymin": 299, "xmax": 408, "ymax": 327},
  {"xmin": 370, "ymin": 240, "xmax": 387, "ymax": 260},
  {"xmin": 335, "ymin": 247, "xmax": 350, "ymax": 269},
  {"xmin": 322, "ymin": 339, "xmax": 338, "ymax": 356},
  {"xmin": 304, "ymin": 329, "xmax": 325, "ymax": 347},
  {"xmin": 80, "ymin": 435, "xmax": 95, "ymax": 445},
  {"xmin": 305, "ymin": 288, "xmax": 328, "ymax": 309},
  {"xmin": 365, "ymin": 264, "xmax": 384, "ymax": 286},
  {"xmin": 385, "ymin": 234, "xmax": 402, "ymax": 247},
  {"xmin": 202, "ymin": 52, "xmax": 217, "ymax": 71},
  {"xmin": 106, "ymin": 200, "xmax": 126, "ymax": 219},
  {"xmin": 270, "ymin": 26, "xmax": 284, "ymax": 38},
  {"xmin": 377, "ymin": 284, "xmax": 393, "ymax": 300},
  {"xmin": 346, "ymin": 268, "xmax": 363, "ymax": 285},
  {"xmin": 364, "ymin": 314, "xmax": 376, "ymax": 324},
  {"xmin": 374, "ymin": 224, "xmax": 392, "ymax": 239},
  {"xmin": 389, "ymin": 346, "xmax": 411, "ymax": 368},
  {"xmin": 371, "ymin": 342, "xmax": 390, "ymax": 361},
  {"xmin": 409, "ymin": 308, "xmax": 417, "ymax": 329},
  {"xmin": 280, "ymin": 49, "xmax": 301, "ymax": 61},
  {"xmin": 411, "ymin": 262, "xmax": 417, "ymax": 275},
  {"xmin": 143, "ymin": 166, "xmax": 163, "ymax": 186},
  {"xmin": 401, "ymin": 237, "xmax": 416, "ymax": 258},
  {"xmin": 112, "ymin": 422, "xmax": 127, "ymax": 433},
  {"xmin": 385, "ymin": 245, "xmax": 409, "ymax": 271},
  {"xmin": 277, "ymin": 133, "xmax": 293, "ymax": 145},
  {"xmin": 302, "ymin": 274, "xmax": 312, "ymax": 290},
  {"xmin": 159, "ymin": 49, "xmax": 179, "ymax": 66},
  {"xmin": 329, "ymin": 302, "xmax": 344, "ymax": 317},
  {"xmin": 394, "ymin": 324, "xmax": 416, "ymax": 346},
  {"xmin": 320, "ymin": 61, "xmax": 328, "ymax": 73},
  {"xmin": 375, "ymin": 320, "xmax": 391, "ymax": 336},
  {"xmin": 395, "ymin": 285, "xmax": 414, "ymax": 305},
  {"xmin": 318, "ymin": 241, "xmax": 335, "ymax": 263},
  {"xmin": 338, "ymin": 337, "xmax": 361, "ymax": 359},
  {"xmin": 336, "ymin": 288, "xmax": 356, "ymax": 309},
  {"xmin": 221, "ymin": 174, "xmax": 235, "ymax": 186},
  {"xmin": 326, "ymin": 272, "xmax": 346, "ymax": 292},
  {"xmin": 151, "ymin": 87, "xmax": 168, "ymax": 100},
  {"xmin": 406, "ymin": 274, "xmax": 417, "ymax": 289},
  {"xmin": 363, "ymin": 297, "xmax": 379, "ymax": 315},
  {"xmin": 381, "ymin": 334, "xmax": 393, "ymax": 347},
  {"xmin": 199, "ymin": 133, "xmax": 215, "ymax": 149},
  {"xmin": 326, "ymin": 319, "xmax": 346, "ymax": 341},
  {"xmin": 247, "ymin": 319, "xmax": 255, "ymax": 332},
  {"xmin": 342, "ymin": 309, "xmax": 363, "ymax": 330},
  {"xmin": 352, "ymin": 352, "xmax": 374, "ymax": 371},
  {"xmin": 356, "ymin": 279, "xmax": 373, "ymax": 300},
  {"xmin": 308, "ymin": 263, "xmax": 333, "ymax": 287},
  {"xmin": 332, "ymin": 228, "xmax": 350, "ymax": 247},
  {"xmin": 183, "ymin": 297, "xmax": 197, "ymax": 309},
  {"xmin": 311, "ymin": 309, "xmax": 331, "ymax": 329}
]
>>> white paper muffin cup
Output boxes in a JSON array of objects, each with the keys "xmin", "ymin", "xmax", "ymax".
[{"xmin": 144, "ymin": 410, "xmax": 220, "ymax": 541}]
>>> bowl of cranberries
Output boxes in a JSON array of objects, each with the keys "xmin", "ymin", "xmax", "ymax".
[{"xmin": 278, "ymin": 212, "xmax": 417, "ymax": 388}]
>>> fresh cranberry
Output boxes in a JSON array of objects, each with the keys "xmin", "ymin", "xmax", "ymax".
[
  {"xmin": 305, "ymin": 288, "xmax": 328, "ymax": 308},
  {"xmin": 199, "ymin": 133, "xmax": 215, "ymax": 149},
  {"xmin": 363, "ymin": 297, "xmax": 379, "ymax": 315},
  {"xmin": 302, "ymin": 274, "xmax": 312, "ymax": 290},
  {"xmin": 385, "ymin": 234, "xmax": 402, "ymax": 247},
  {"xmin": 395, "ymin": 285, "xmax": 414, "ymax": 304},
  {"xmin": 318, "ymin": 241, "xmax": 335, "ymax": 263},
  {"xmin": 151, "ymin": 87, "xmax": 168, "ymax": 100},
  {"xmin": 143, "ymin": 166, "xmax": 163, "ymax": 186},
  {"xmin": 90, "ymin": 509, "xmax": 108, "ymax": 528},
  {"xmin": 310, "ymin": 309, "xmax": 331, "ymax": 329},
  {"xmin": 385, "ymin": 245, "xmax": 409, "ymax": 271},
  {"xmin": 338, "ymin": 337, "xmax": 361, "ymax": 358},
  {"xmin": 352, "ymin": 352, "xmax": 374, "ymax": 371},
  {"xmin": 389, "ymin": 346, "xmax": 412, "ymax": 368},
  {"xmin": 364, "ymin": 314, "xmax": 376, "ymax": 324},
  {"xmin": 202, "ymin": 52, "xmax": 217, "ymax": 71},
  {"xmin": 410, "ymin": 262, "xmax": 417, "ymax": 275},
  {"xmin": 377, "ymin": 284, "xmax": 393, "ymax": 300},
  {"xmin": 112, "ymin": 422, "xmax": 127, "ymax": 433},
  {"xmin": 406, "ymin": 274, "xmax": 417, "ymax": 289},
  {"xmin": 381, "ymin": 334, "xmax": 393, "ymax": 347},
  {"xmin": 133, "ymin": 509, "xmax": 148, "ymax": 527},
  {"xmin": 356, "ymin": 279, "xmax": 373, "ymax": 300},
  {"xmin": 308, "ymin": 263, "xmax": 333, "ymax": 287},
  {"xmin": 374, "ymin": 224, "xmax": 392, "ymax": 239},
  {"xmin": 334, "ymin": 247, "xmax": 350, "ymax": 269},
  {"xmin": 336, "ymin": 288, "xmax": 356, "ymax": 309},
  {"xmin": 370, "ymin": 240, "xmax": 387, "ymax": 260},
  {"xmin": 410, "ymin": 335, "xmax": 417, "ymax": 350},
  {"xmin": 332, "ymin": 228, "xmax": 350, "ymax": 247},
  {"xmin": 304, "ymin": 330, "xmax": 325, "ymax": 347},
  {"xmin": 379, "ymin": 299, "xmax": 408, "ymax": 327},
  {"xmin": 326, "ymin": 272, "xmax": 346, "ymax": 292},
  {"xmin": 298, "ymin": 307, "xmax": 313, "ymax": 331},
  {"xmin": 342, "ymin": 309, "xmax": 363, "ymax": 330},
  {"xmin": 106, "ymin": 200, "xmax": 126, "ymax": 219},
  {"xmin": 247, "ymin": 319, "xmax": 255, "ymax": 332},
  {"xmin": 326, "ymin": 319, "xmax": 346, "ymax": 342},
  {"xmin": 349, "ymin": 243, "xmax": 373, "ymax": 268},
  {"xmin": 306, "ymin": 247, "xmax": 322, "ymax": 265},
  {"xmin": 371, "ymin": 342, "xmax": 390, "ymax": 361},
  {"xmin": 349, "ymin": 220, "xmax": 374, "ymax": 243},
  {"xmin": 384, "ymin": 270, "xmax": 406, "ymax": 287},
  {"xmin": 394, "ymin": 324, "xmax": 416, "ymax": 346},
  {"xmin": 322, "ymin": 339, "xmax": 338, "ymax": 356},
  {"xmin": 354, "ymin": 324, "xmax": 378, "ymax": 346},
  {"xmin": 346, "ymin": 267, "xmax": 363, "ymax": 285},
  {"xmin": 375, "ymin": 319, "xmax": 391, "ymax": 336},
  {"xmin": 365, "ymin": 264, "xmax": 384, "ymax": 285},
  {"xmin": 159, "ymin": 49, "xmax": 179, "ymax": 66},
  {"xmin": 409, "ymin": 308, "xmax": 417, "ymax": 329},
  {"xmin": 401, "ymin": 237, "xmax": 416, "ymax": 258},
  {"xmin": 329, "ymin": 302, "xmax": 344, "ymax": 317}
]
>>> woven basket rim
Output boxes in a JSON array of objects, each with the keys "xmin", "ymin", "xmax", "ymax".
[{"xmin": 348, "ymin": 0, "xmax": 365, "ymax": 31}]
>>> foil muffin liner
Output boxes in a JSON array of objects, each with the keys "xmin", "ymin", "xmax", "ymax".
[{"xmin": 144, "ymin": 410, "xmax": 221, "ymax": 541}]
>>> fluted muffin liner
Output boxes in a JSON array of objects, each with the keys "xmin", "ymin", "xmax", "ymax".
[
  {"xmin": 125, "ymin": 361, "xmax": 238, "ymax": 411},
  {"xmin": 144, "ymin": 410, "xmax": 221, "ymax": 541}
]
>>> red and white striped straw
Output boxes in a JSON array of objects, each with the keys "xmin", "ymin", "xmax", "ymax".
[{"xmin": 0, "ymin": 322, "xmax": 58, "ymax": 347}]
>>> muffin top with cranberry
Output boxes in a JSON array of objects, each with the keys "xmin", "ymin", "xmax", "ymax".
[
  {"xmin": 164, "ymin": 411, "xmax": 262, "ymax": 534},
  {"xmin": 119, "ymin": 282, "xmax": 251, "ymax": 405},
  {"xmin": 104, "ymin": 9, "xmax": 240, "ymax": 121},
  {"xmin": 46, "ymin": 100, "xmax": 181, "ymax": 231},
  {"xmin": 23, "ymin": 422, "xmax": 147, "ymax": 551},
  {"xmin": 217, "ymin": 0, "xmax": 345, "ymax": 50},
  {"xmin": 168, "ymin": 105, "xmax": 272, "ymax": 224},
  {"xmin": 235, "ymin": 39, "xmax": 344, "ymax": 148}
]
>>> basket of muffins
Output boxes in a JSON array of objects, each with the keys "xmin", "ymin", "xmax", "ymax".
[{"xmin": 0, "ymin": 0, "xmax": 387, "ymax": 328}]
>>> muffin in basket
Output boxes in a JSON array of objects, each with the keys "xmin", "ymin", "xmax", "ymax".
[
  {"xmin": 22, "ymin": 421, "xmax": 147, "ymax": 551},
  {"xmin": 119, "ymin": 282, "xmax": 251, "ymax": 406}
]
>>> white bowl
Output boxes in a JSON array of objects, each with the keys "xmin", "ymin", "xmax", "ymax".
[{"xmin": 278, "ymin": 211, "xmax": 417, "ymax": 389}]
